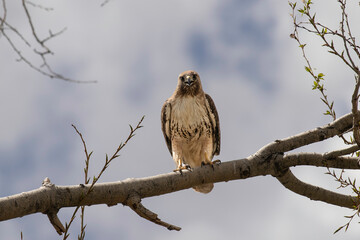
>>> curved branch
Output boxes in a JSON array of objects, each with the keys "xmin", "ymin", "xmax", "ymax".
[
  {"xmin": 255, "ymin": 112, "xmax": 353, "ymax": 157},
  {"xmin": 276, "ymin": 169, "xmax": 358, "ymax": 208}
]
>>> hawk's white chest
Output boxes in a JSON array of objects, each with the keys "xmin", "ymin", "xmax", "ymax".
[{"xmin": 171, "ymin": 96, "xmax": 208, "ymax": 127}]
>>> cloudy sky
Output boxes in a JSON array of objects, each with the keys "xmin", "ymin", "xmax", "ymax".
[{"xmin": 1, "ymin": 0, "xmax": 360, "ymax": 239}]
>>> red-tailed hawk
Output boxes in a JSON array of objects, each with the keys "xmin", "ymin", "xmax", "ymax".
[{"xmin": 161, "ymin": 70, "xmax": 220, "ymax": 193}]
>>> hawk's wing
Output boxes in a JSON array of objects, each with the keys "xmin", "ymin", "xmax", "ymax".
[
  {"xmin": 205, "ymin": 94, "xmax": 221, "ymax": 156},
  {"xmin": 161, "ymin": 100, "xmax": 173, "ymax": 156}
]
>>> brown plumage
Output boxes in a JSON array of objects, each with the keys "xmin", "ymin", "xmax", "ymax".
[{"xmin": 161, "ymin": 70, "xmax": 220, "ymax": 193}]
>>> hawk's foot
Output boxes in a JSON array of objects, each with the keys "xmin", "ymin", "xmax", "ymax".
[
  {"xmin": 173, "ymin": 165, "xmax": 192, "ymax": 175},
  {"xmin": 201, "ymin": 159, "xmax": 221, "ymax": 170},
  {"xmin": 212, "ymin": 159, "xmax": 221, "ymax": 165}
]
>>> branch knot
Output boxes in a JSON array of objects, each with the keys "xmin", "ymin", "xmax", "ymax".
[{"xmin": 270, "ymin": 153, "xmax": 288, "ymax": 177}]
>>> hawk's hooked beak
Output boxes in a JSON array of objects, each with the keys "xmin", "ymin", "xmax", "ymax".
[{"xmin": 184, "ymin": 75, "xmax": 193, "ymax": 86}]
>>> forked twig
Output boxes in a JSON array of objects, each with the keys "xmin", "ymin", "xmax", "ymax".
[{"xmin": 61, "ymin": 116, "xmax": 145, "ymax": 239}]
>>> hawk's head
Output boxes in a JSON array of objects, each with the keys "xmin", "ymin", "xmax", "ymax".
[{"xmin": 176, "ymin": 70, "xmax": 203, "ymax": 96}]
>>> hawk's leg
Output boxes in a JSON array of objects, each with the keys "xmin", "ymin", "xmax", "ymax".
[{"xmin": 173, "ymin": 157, "xmax": 191, "ymax": 174}]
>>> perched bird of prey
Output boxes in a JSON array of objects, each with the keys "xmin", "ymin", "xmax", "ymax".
[{"xmin": 161, "ymin": 70, "xmax": 220, "ymax": 193}]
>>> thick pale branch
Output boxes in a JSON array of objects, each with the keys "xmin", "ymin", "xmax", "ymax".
[
  {"xmin": 281, "ymin": 152, "xmax": 360, "ymax": 169},
  {"xmin": 255, "ymin": 112, "xmax": 353, "ymax": 157},
  {"xmin": 276, "ymin": 169, "xmax": 358, "ymax": 208},
  {"xmin": 0, "ymin": 158, "xmax": 268, "ymax": 222},
  {"xmin": 1, "ymin": 152, "xmax": 359, "ymax": 222},
  {"xmin": 0, "ymin": 112, "xmax": 359, "ymax": 229}
]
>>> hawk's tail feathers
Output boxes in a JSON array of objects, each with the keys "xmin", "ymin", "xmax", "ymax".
[{"xmin": 192, "ymin": 183, "xmax": 214, "ymax": 194}]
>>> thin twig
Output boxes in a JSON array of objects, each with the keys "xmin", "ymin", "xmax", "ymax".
[
  {"xmin": 0, "ymin": 0, "xmax": 7, "ymax": 31},
  {"xmin": 1, "ymin": 1, "xmax": 96, "ymax": 83},
  {"xmin": 90, "ymin": 115, "xmax": 145, "ymax": 189},
  {"xmin": 289, "ymin": 3, "xmax": 336, "ymax": 121},
  {"xmin": 42, "ymin": 27, "xmax": 67, "ymax": 44},
  {"xmin": 25, "ymin": 0, "xmax": 54, "ymax": 11},
  {"xmin": 339, "ymin": 0, "xmax": 358, "ymax": 75},
  {"xmin": 2, "ymin": 21, "xmax": 31, "ymax": 46},
  {"xmin": 71, "ymin": 124, "xmax": 92, "ymax": 240},
  {"xmin": 22, "ymin": 0, "xmax": 50, "ymax": 53},
  {"xmin": 62, "ymin": 116, "xmax": 145, "ymax": 239},
  {"xmin": 289, "ymin": 1, "xmax": 360, "ymax": 145},
  {"xmin": 293, "ymin": 0, "xmax": 360, "ymax": 75},
  {"xmin": 2, "ymin": 28, "xmax": 95, "ymax": 83},
  {"xmin": 325, "ymin": 168, "xmax": 360, "ymax": 233},
  {"xmin": 339, "ymin": 0, "xmax": 360, "ymax": 61},
  {"xmin": 100, "ymin": 0, "xmax": 112, "ymax": 7}
]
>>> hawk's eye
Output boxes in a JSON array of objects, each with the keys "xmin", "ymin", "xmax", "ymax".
[
  {"xmin": 192, "ymin": 74, "xmax": 197, "ymax": 80},
  {"xmin": 180, "ymin": 76, "xmax": 185, "ymax": 82}
]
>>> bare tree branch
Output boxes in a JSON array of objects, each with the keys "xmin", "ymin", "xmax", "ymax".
[
  {"xmin": 0, "ymin": 0, "xmax": 96, "ymax": 83},
  {"xmin": 255, "ymin": 111, "xmax": 353, "ymax": 157},
  {"xmin": 275, "ymin": 169, "xmax": 358, "ymax": 208},
  {"xmin": 288, "ymin": 1, "xmax": 360, "ymax": 232},
  {"xmin": 21, "ymin": 0, "xmax": 49, "ymax": 54},
  {"xmin": 0, "ymin": 154, "xmax": 358, "ymax": 224},
  {"xmin": 281, "ymin": 153, "xmax": 360, "ymax": 169},
  {"xmin": 0, "ymin": 112, "xmax": 359, "ymax": 232},
  {"xmin": 338, "ymin": 0, "xmax": 360, "ymax": 67}
]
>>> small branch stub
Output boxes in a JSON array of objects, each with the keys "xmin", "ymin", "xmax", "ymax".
[
  {"xmin": 47, "ymin": 211, "xmax": 65, "ymax": 235},
  {"xmin": 125, "ymin": 192, "xmax": 181, "ymax": 231},
  {"xmin": 42, "ymin": 177, "xmax": 65, "ymax": 235}
]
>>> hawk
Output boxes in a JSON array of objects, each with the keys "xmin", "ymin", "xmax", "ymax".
[{"xmin": 161, "ymin": 70, "xmax": 220, "ymax": 193}]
